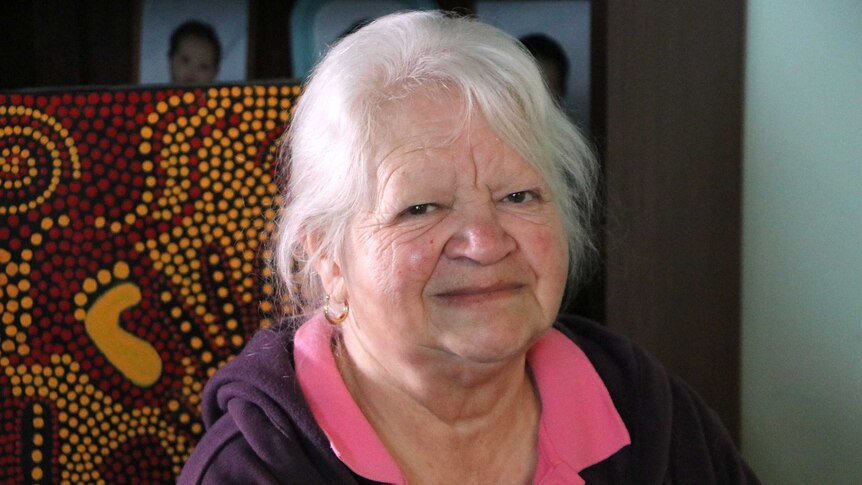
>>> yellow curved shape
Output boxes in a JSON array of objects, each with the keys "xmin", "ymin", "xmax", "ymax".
[{"xmin": 84, "ymin": 283, "xmax": 163, "ymax": 387}]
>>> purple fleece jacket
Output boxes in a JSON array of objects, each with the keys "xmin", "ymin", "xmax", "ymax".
[{"xmin": 179, "ymin": 315, "xmax": 760, "ymax": 484}]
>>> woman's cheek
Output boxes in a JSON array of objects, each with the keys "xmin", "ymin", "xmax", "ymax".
[
  {"xmin": 403, "ymin": 237, "xmax": 440, "ymax": 277},
  {"xmin": 524, "ymin": 224, "xmax": 568, "ymax": 271},
  {"xmin": 369, "ymin": 231, "xmax": 439, "ymax": 298}
]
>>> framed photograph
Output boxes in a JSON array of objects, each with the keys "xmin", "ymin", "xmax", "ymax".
[
  {"xmin": 476, "ymin": 1, "xmax": 592, "ymax": 125},
  {"xmin": 138, "ymin": 0, "xmax": 249, "ymax": 85}
]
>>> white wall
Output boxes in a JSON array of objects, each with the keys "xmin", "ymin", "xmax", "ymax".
[{"xmin": 741, "ymin": 1, "xmax": 862, "ymax": 482}]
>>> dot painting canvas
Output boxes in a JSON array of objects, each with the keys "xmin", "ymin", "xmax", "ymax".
[{"xmin": 0, "ymin": 83, "xmax": 299, "ymax": 484}]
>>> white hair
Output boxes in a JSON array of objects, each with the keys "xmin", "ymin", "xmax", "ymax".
[{"xmin": 274, "ymin": 10, "xmax": 598, "ymax": 313}]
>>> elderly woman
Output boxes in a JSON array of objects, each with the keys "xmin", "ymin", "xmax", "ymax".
[{"xmin": 180, "ymin": 11, "xmax": 758, "ymax": 484}]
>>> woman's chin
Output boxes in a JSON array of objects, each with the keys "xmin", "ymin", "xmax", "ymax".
[{"xmin": 437, "ymin": 320, "xmax": 548, "ymax": 366}]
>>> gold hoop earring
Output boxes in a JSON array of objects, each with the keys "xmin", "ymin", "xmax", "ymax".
[{"xmin": 323, "ymin": 295, "xmax": 348, "ymax": 325}]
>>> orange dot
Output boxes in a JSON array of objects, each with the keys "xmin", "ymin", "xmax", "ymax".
[
  {"xmin": 97, "ymin": 269, "xmax": 111, "ymax": 285},
  {"xmin": 113, "ymin": 261, "xmax": 130, "ymax": 279}
]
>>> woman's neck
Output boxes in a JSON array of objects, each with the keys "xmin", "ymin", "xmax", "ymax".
[{"xmin": 335, "ymin": 324, "xmax": 540, "ymax": 483}]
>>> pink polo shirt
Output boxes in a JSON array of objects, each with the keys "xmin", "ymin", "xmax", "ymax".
[{"xmin": 294, "ymin": 314, "xmax": 630, "ymax": 485}]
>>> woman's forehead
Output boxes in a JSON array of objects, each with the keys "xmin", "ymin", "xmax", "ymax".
[
  {"xmin": 372, "ymin": 116, "xmax": 542, "ymax": 194},
  {"xmin": 377, "ymin": 91, "xmax": 468, "ymax": 142},
  {"xmin": 363, "ymin": 89, "xmax": 546, "ymax": 196}
]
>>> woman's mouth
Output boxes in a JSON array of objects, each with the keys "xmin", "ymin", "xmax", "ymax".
[{"xmin": 434, "ymin": 283, "xmax": 525, "ymax": 304}]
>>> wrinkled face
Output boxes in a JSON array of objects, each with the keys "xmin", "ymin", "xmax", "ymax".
[
  {"xmin": 325, "ymin": 93, "xmax": 569, "ymax": 365},
  {"xmin": 169, "ymin": 36, "xmax": 218, "ymax": 84}
]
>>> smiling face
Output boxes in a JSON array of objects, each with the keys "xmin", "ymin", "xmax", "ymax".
[{"xmin": 321, "ymin": 92, "xmax": 569, "ymax": 367}]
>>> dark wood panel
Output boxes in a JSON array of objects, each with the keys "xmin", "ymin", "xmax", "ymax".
[
  {"xmin": 0, "ymin": 1, "xmax": 38, "ymax": 89},
  {"xmin": 0, "ymin": 0, "xmax": 138, "ymax": 89},
  {"xmin": 80, "ymin": 1, "xmax": 139, "ymax": 85},
  {"xmin": 602, "ymin": 0, "xmax": 746, "ymax": 439},
  {"xmin": 31, "ymin": 0, "xmax": 85, "ymax": 87},
  {"xmin": 248, "ymin": 0, "xmax": 295, "ymax": 80}
]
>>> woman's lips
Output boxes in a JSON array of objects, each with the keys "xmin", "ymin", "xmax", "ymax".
[{"xmin": 434, "ymin": 283, "xmax": 525, "ymax": 304}]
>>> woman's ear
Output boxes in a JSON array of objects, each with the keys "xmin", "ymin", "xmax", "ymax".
[{"xmin": 302, "ymin": 233, "xmax": 346, "ymax": 301}]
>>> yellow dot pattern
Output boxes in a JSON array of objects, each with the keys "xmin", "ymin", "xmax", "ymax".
[
  {"xmin": 0, "ymin": 83, "xmax": 301, "ymax": 484},
  {"xmin": 1, "ymin": 248, "xmax": 34, "ymax": 357},
  {"xmin": 1, "ymin": 354, "xmax": 191, "ymax": 483},
  {"xmin": 133, "ymin": 85, "xmax": 292, "ymax": 348},
  {"xmin": 0, "ymin": 105, "xmax": 81, "ymax": 216}
]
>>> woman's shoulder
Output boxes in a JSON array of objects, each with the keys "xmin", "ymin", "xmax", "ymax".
[
  {"xmin": 553, "ymin": 315, "xmax": 661, "ymax": 388},
  {"xmin": 198, "ymin": 315, "xmax": 308, "ymax": 425},
  {"xmin": 553, "ymin": 314, "xmax": 760, "ymax": 484},
  {"xmin": 181, "ymin": 315, "xmax": 359, "ymax": 484}
]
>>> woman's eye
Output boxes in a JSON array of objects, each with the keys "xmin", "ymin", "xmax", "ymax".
[
  {"xmin": 503, "ymin": 191, "xmax": 536, "ymax": 203},
  {"xmin": 403, "ymin": 203, "xmax": 436, "ymax": 216}
]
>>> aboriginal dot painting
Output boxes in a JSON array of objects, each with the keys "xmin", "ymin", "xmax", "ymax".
[{"xmin": 0, "ymin": 83, "xmax": 300, "ymax": 484}]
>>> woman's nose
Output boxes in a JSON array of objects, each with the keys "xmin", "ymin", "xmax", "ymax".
[{"xmin": 442, "ymin": 205, "xmax": 516, "ymax": 265}]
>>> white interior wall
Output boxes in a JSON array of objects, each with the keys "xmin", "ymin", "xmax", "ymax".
[{"xmin": 741, "ymin": 1, "xmax": 862, "ymax": 482}]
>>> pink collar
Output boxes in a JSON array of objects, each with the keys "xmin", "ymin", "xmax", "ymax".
[{"xmin": 295, "ymin": 314, "xmax": 630, "ymax": 484}]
